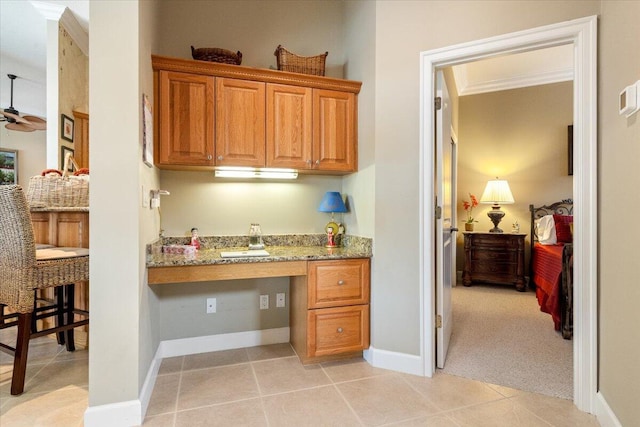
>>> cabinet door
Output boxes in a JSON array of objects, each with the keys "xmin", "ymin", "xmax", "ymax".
[
  {"xmin": 158, "ymin": 71, "xmax": 215, "ymax": 166},
  {"xmin": 266, "ymin": 84, "xmax": 312, "ymax": 169},
  {"xmin": 31, "ymin": 212, "xmax": 52, "ymax": 244},
  {"xmin": 215, "ymin": 78, "xmax": 265, "ymax": 167},
  {"xmin": 55, "ymin": 212, "xmax": 89, "ymax": 248},
  {"xmin": 72, "ymin": 111, "xmax": 89, "ymax": 169},
  {"xmin": 313, "ymin": 89, "xmax": 357, "ymax": 172}
]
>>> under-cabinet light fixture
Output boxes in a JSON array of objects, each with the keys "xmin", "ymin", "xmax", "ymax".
[{"xmin": 214, "ymin": 167, "xmax": 298, "ymax": 180}]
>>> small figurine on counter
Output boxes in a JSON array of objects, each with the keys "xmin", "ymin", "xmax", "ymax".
[
  {"xmin": 326, "ymin": 227, "xmax": 336, "ymax": 248},
  {"xmin": 190, "ymin": 227, "xmax": 201, "ymax": 250}
]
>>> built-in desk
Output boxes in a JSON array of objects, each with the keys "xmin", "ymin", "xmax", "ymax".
[{"xmin": 146, "ymin": 238, "xmax": 372, "ymax": 363}]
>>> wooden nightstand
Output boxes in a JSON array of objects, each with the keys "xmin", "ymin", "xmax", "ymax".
[{"xmin": 462, "ymin": 232, "xmax": 526, "ymax": 291}]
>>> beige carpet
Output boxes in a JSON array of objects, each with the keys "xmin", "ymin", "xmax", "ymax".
[{"xmin": 440, "ymin": 284, "xmax": 573, "ymax": 400}]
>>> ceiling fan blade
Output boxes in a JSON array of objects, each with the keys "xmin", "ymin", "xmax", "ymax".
[
  {"xmin": 6, "ymin": 122, "xmax": 36, "ymax": 132},
  {"xmin": 0, "ymin": 110, "xmax": 30, "ymax": 124},
  {"xmin": 22, "ymin": 116, "xmax": 47, "ymax": 130}
]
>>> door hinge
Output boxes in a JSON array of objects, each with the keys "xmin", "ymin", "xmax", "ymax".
[
  {"xmin": 436, "ymin": 314, "xmax": 442, "ymax": 328},
  {"xmin": 435, "ymin": 96, "xmax": 442, "ymax": 111},
  {"xmin": 435, "ymin": 205, "xmax": 442, "ymax": 219}
]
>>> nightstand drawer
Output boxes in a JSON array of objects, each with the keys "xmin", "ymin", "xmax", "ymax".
[
  {"xmin": 471, "ymin": 262, "xmax": 517, "ymax": 275},
  {"xmin": 307, "ymin": 305, "xmax": 369, "ymax": 357},
  {"xmin": 308, "ymin": 259, "xmax": 370, "ymax": 309},
  {"xmin": 472, "ymin": 249, "xmax": 516, "ymax": 262}
]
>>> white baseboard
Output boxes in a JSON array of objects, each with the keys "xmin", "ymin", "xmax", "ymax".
[
  {"xmin": 84, "ymin": 327, "xmax": 290, "ymax": 427},
  {"xmin": 364, "ymin": 346, "xmax": 424, "ymax": 376},
  {"xmin": 84, "ymin": 399, "xmax": 142, "ymax": 427},
  {"xmin": 596, "ymin": 391, "xmax": 623, "ymax": 427},
  {"xmin": 158, "ymin": 327, "xmax": 290, "ymax": 358}
]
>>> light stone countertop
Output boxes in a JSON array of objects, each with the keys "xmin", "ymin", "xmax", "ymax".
[{"xmin": 146, "ymin": 234, "xmax": 372, "ymax": 268}]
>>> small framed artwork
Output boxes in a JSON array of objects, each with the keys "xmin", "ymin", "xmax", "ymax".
[
  {"xmin": 142, "ymin": 94, "xmax": 154, "ymax": 167},
  {"xmin": 568, "ymin": 125, "xmax": 573, "ymax": 176},
  {"xmin": 61, "ymin": 114, "xmax": 75, "ymax": 142},
  {"xmin": 61, "ymin": 146, "xmax": 75, "ymax": 172},
  {"xmin": 0, "ymin": 148, "xmax": 18, "ymax": 185}
]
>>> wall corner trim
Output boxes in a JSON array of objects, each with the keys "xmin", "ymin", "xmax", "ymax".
[
  {"xmin": 83, "ymin": 399, "xmax": 142, "ymax": 427},
  {"xmin": 364, "ymin": 346, "xmax": 424, "ymax": 376},
  {"xmin": 596, "ymin": 392, "xmax": 623, "ymax": 427}
]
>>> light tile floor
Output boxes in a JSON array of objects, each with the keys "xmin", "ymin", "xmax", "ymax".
[{"xmin": 0, "ymin": 336, "xmax": 600, "ymax": 427}]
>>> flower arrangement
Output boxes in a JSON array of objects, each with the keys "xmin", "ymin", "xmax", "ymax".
[{"xmin": 463, "ymin": 193, "xmax": 479, "ymax": 224}]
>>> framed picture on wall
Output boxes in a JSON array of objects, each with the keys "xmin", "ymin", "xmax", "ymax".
[
  {"xmin": 62, "ymin": 114, "xmax": 74, "ymax": 142},
  {"xmin": 61, "ymin": 146, "xmax": 75, "ymax": 172},
  {"xmin": 568, "ymin": 125, "xmax": 573, "ymax": 176},
  {"xmin": 0, "ymin": 148, "xmax": 18, "ymax": 185}
]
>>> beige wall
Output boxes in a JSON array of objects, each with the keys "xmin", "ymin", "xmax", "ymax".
[
  {"xmin": 456, "ymin": 82, "xmax": 573, "ymax": 271},
  {"xmin": 0, "ymin": 130, "xmax": 45, "ymax": 185},
  {"xmin": 84, "ymin": 1, "xmax": 640, "ymax": 424},
  {"xmin": 599, "ymin": 1, "xmax": 640, "ymax": 425},
  {"xmin": 149, "ymin": 1, "xmax": 350, "ymax": 342},
  {"xmin": 371, "ymin": 0, "xmax": 598, "ymax": 356},
  {"xmin": 58, "ymin": 22, "xmax": 88, "ymax": 169}
]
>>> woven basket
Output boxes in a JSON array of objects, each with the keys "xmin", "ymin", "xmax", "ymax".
[
  {"xmin": 191, "ymin": 46, "xmax": 242, "ymax": 65},
  {"xmin": 274, "ymin": 45, "xmax": 328, "ymax": 76},
  {"xmin": 26, "ymin": 171, "xmax": 89, "ymax": 208}
]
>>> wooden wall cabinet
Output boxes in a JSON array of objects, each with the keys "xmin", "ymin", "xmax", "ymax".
[
  {"xmin": 152, "ymin": 55, "xmax": 361, "ymax": 174},
  {"xmin": 157, "ymin": 70, "xmax": 215, "ymax": 167},
  {"xmin": 291, "ymin": 258, "xmax": 370, "ymax": 363},
  {"xmin": 215, "ymin": 78, "xmax": 266, "ymax": 167}
]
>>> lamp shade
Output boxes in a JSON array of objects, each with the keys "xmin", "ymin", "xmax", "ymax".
[
  {"xmin": 480, "ymin": 179, "xmax": 515, "ymax": 204},
  {"xmin": 318, "ymin": 192, "xmax": 347, "ymax": 213}
]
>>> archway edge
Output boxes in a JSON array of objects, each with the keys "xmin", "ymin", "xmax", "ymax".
[{"xmin": 419, "ymin": 15, "xmax": 598, "ymax": 413}]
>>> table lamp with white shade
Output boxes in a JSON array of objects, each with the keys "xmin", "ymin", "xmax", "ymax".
[{"xmin": 480, "ymin": 178, "xmax": 515, "ymax": 233}]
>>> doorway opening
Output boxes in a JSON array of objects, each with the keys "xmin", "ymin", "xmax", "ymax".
[{"xmin": 419, "ymin": 16, "xmax": 598, "ymax": 413}]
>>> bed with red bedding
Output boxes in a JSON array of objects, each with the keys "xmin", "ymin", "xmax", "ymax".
[{"xmin": 529, "ymin": 200, "xmax": 573, "ymax": 340}]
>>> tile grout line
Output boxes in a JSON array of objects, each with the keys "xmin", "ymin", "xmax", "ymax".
[{"xmin": 319, "ymin": 363, "xmax": 366, "ymax": 426}]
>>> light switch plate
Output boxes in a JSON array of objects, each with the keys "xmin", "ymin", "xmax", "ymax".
[{"xmin": 619, "ymin": 80, "xmax": 640, "ymax": 117}]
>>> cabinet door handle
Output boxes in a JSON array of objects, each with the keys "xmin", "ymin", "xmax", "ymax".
[
  {"xmin": 217, "ymin": 155, "xmax": 224, "ymax": 161},
  {"xmin": 315, "ymin": 160, "xmax": 321, "ymax": 165},
  {"xmin": 337, "ymin": 280, "xmax": 345, "ymax": 285},
  {"xmin": 207, "ymin": 154, "xmax": 212, "ymax": 161},
  {"xmin": 337, "ymin": 327, "xmax": 344, "ymax": 333}
]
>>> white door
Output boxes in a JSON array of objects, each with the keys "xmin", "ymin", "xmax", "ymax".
[{"xmin": 435, "ymin": 70, "xmax": 457, "ymax": 369}]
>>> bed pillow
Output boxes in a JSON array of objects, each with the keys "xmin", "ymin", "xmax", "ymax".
[
  {"xmin": 536, "ymin": 214, "xmax": 557, "ymax": 245},
  {"xmin": 553, "ymin": 214, "xmax": 573, "ymax": 243}
]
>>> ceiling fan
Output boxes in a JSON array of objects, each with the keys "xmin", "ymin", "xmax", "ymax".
[{"xmin": 0, "ymin": 74, "xmax": 47, "ymax": 132}]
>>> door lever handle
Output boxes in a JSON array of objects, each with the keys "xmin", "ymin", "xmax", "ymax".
[{"xmin": 450, "ymin": 227, "xmax": 459, "ymax": 233}]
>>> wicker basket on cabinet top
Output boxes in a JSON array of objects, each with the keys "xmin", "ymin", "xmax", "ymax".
[
  {"xmin": 274, "ymin": 45, "xmax": 328, "ymax": 76},
  {"xmin": 191, "ymin": 46, "xmax": 242, "ymax": 65}
]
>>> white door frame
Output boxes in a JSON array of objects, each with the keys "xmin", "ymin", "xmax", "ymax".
[{"xmin": 419, "ymin": 16, "xmax": 598, "ymax": 413}]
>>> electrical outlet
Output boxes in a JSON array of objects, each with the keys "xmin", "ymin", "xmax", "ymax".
[
  {"xmin": 206, "ymin": 297, "xmax": 216, "ymax": 314},
  {"xmin": 259, "ymin": 294, "xmax": 269, "ymax": 310},
  {"xmin": 276, "ymin": 292, "xmax": 285, "ymax": 308}
]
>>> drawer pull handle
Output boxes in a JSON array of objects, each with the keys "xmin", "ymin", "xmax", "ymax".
[
  {"xmin": 337, "ymin": 327, "xmax": 344, "ymax": 333},
  {"xmin": 337, "ymin": 280, "xmax": 345, "ymax": 285}
]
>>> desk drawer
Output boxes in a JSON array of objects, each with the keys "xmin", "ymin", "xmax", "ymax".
[
  {"xmin": 308, "ymin": 259, "xmax": 370, "ymax": 309},
  {"xmin": 308, "ymin": 305, "xmax": 369, "ymax": 357}
]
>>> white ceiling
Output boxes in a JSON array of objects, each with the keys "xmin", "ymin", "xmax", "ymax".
[
  {"xmin": 0, "ymin": 2, "xmax": 573, "ymax": 120},
  {"xmin": 0, "ymin": 0, "xmax": 88, "ymax": 118}
]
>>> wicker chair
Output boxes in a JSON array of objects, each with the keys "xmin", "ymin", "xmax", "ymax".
[{"xmin": 0, "ymin": 185, "xmax": 89, "ymax": 395}]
